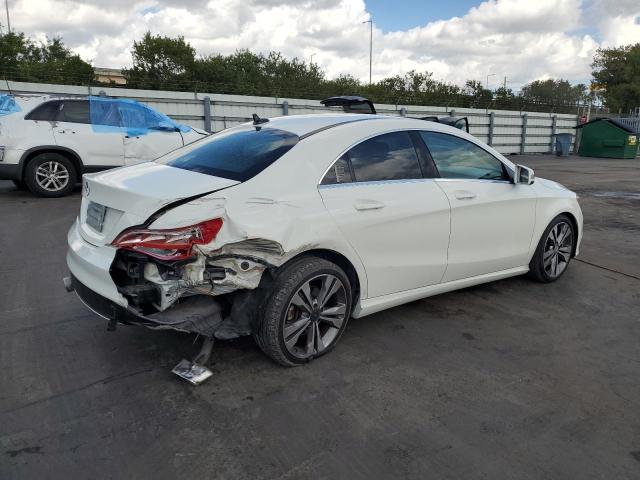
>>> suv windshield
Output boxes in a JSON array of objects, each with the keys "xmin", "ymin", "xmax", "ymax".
[{"xmin": 161, "ymin": 127, "xmax": 299, "ymax": 182}]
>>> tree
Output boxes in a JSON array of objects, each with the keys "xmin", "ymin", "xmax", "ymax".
[
  {"xmin": 463, "ymin": 80, "xmax": 492, "ymax": 108},
  {"xmin": 0, "ymin": 32, "xmax": 94, "ymax": 84},
  {"xmin": 124, "ymin": 32, "xmax": 196, "ymax": 90},
  {"xmin": 592, "ymin": 43, "xmax": 640, "ymax": 114},
  {"xmin": 520, "ymin": 79, "xmax": 587, "ymax": 110}
]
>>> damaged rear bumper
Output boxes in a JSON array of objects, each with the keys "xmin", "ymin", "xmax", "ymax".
[{"xmin": 67, "ymin": 273, "xmax": 227, "ymax": 335}]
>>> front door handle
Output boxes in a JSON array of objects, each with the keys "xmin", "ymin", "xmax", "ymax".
[
  {"xmin": 454, "ymin": 190, "xmax": 477, "ymax": 200},
  {"xmin": 354, "ymin": 200, "xmax": 385, "ymax": 211},
  {"xmin": 57, "ymin": 129, "xmax": 76, "ymax": 134}
]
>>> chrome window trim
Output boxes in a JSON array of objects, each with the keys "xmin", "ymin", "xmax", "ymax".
[
  {"xmin": 434, "ymin": 178, "xmax": 513, "ymax": 184},
  {"xmin": 318, "ymin": 177, "xmax": 437, "ymax": 189}
]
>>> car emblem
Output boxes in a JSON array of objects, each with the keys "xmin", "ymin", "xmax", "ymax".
[{"xmin": 83, "ymin": 180, "xmax": 90, "ymax": 197}]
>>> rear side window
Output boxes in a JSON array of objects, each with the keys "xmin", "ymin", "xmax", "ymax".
[
  {"xmin": 162, "ymin": 128, "xmax": 298, "ymax": 182},
  {"xmin": 25, "ymin": 101, "xmax": 61, "ymax": 121},
  {"xmin": 321, "ymin": 131, "xmax": 422, "ymax": 184},
  {"xmin": 59, "ymin": 100, "xmax": 90, "ymax": 124},
  {"xmin": 420, "ymin": 131, "xmax": 507, "ymax": 181}
]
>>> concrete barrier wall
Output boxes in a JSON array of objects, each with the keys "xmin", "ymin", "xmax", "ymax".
[{"xmin": 1, "ymin": 80, "xmax": 578, "ymax": 155}]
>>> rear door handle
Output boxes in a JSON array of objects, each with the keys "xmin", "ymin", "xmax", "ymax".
[
  {"xmin": 354, "ymin": 200, "xmax": 385, "ymax": 211},
  {"xmin": 454, "ymin": 190, "xmax": 477, "ymax": 200}
]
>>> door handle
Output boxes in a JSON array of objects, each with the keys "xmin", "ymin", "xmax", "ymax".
[
  {"xmin": 354, "ymin": 200, "xmax": 385, "ymax": 211},
  {"xmin": 454, "ymin": 190, "xmax": 477, "ymax": 200},
  {"xmin": 57, "ymin": 129, "xmax": 75, "ymax": 134}
]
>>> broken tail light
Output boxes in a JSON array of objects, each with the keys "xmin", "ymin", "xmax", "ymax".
[{"xmin": 111, "ymin": 218, "xmax": 223, "ymax": 261}]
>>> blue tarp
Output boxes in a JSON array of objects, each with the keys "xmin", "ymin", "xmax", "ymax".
[
  {"xmin": 88, "ymin": 96, "xmax": 191, "ymax": 136},
  {"xmin": 0, "ymin": 95, "xmax": 21, "ymax": 116}
]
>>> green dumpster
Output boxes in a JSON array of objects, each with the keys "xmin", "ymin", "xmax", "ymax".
[{"xmin": 577, "ymin": 118, "xmax": 638, "ymax": 159}]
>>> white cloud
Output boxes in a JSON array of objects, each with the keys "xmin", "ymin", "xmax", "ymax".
[{"xmin": 4, "ymin": 0, "xmax": 639, "ymax": 89}]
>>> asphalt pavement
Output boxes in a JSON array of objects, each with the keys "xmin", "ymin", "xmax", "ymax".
[{"xmin": 1, "ymin": 154, "xmax": 639, "ymax": 479}]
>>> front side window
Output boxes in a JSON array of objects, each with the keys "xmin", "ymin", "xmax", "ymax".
[
  {"xmin": 118, "ymin": 102, "xmax": 167, "ymax": 130},
  {"xmin": 161, "ymin": 127, "xmax": 298, "ymax": 182},
  {"xmin": 420, "ymin": 131, "xmax": 507, "ymax": 181},
  {"xmin": 321, "ymin": 131, "xmax": 422, "ymax": 184}
]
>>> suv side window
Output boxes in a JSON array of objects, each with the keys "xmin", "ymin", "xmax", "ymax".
[
  {"xmin": 118, "ymin": 102, "xmax": 165, "ymax": 129},
  {"xmin": 24, "ymin": 101, "xmax": 62, "ymax": 121},
  {"xmin": 420, "ymin": 131, "xmax": 507, "ymax": 181},
  {"xmin": 59, "ymin": 100, "xmax": 90, "ymax": 124},
  {"xmin": 321, "ymin": 131, "xmax": 422, "ymax": 184}
]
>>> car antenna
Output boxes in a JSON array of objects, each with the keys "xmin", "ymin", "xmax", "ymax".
[{"xmin": 252, "ymin": 113, "xmax": 269, "ymax": 125}]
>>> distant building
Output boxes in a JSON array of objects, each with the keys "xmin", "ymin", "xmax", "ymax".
[{"xmin": 94, "ymin": 68, "xmax": 126, "ymax": 85}]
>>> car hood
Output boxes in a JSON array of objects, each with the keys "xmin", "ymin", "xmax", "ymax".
[{"xmin": 79, "ymin": 162, "xmax": 239, "ymax": 246}]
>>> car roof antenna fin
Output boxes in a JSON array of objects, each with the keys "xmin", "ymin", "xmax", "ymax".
[{"xmin": 252, "ymin": 113, "xmax": 269, "ymax": 125}]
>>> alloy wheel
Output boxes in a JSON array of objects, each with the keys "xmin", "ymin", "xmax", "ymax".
[
  {"xmin": 282, "ymin": 274, "xmax": 348, "ymax": 360},
  {"xmin": 35, "ymin": 161, "xmax": 70, "ymax": 192},
  {"xmin": 543, "ymin": 221, "xmax": 573, "ymax": 279}
]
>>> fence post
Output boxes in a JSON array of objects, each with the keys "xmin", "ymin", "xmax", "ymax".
[
  {"xmin": 520, "ymin": 113, "xmax": 528, "ymax": 155},
  {"xmin": 282, "ymin": 101, "xmax": 289, "ymax": 116},
  {"xmin": 488, "ymin": 112, "xmax": 495, "ymax": 146},
  {"xmin": 550, "ymin": 114, "xmax": 557, "ymax": 153},
  {"xmin": 203, "ymin": 96, "xmax": 212, "ymax": 133}
]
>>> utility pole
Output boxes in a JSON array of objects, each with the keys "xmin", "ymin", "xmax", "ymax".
[
  {"xmin": 486, "ymin": 73, "xmax": 495, "ymax": 89},
  {"xmin": 310, "ymin": 53, "xmax": 316, "ymax": 65},
  {"xmin": 363, "ymin": 19, "xmax": 372, "ymax": 84},
  {"xmin": 503, "ymin": 76, "xmax": 507, "ymax": 89},
  {"xmin": 4, "ymin": 0, "xmax": 10, "ymax": 33}
]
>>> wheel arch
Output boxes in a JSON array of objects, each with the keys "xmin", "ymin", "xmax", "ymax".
[
  {"xmin": 278, "ymin": 248, "xmax": 363, "ymax": 305},
  {"xmin": 19, "ymin": 146, "xmax": 83, "ymax": 182}
]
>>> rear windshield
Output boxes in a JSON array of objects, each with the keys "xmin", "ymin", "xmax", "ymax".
[{"xmin": 161, "ymin": 127, "xmax": 298, "ymax": 182}]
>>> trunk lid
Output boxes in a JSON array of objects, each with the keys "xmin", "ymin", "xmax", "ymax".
[{"xmin": 79, "ymin": 162, "xmax": 239, "ymax": 246}]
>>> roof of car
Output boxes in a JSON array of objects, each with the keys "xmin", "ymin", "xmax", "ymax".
[{"xmin": 260, "ymin": 113, "xmax": 409, "ymax": 137}]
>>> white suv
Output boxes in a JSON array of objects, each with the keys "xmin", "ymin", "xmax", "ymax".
[{"xmin": 0, "ymin": 94, "xmax": 207, "ymax": 197}]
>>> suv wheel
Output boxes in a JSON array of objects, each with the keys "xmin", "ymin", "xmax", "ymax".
[
  {"xmin": 255, "ymin": 256, "xmax": 352, "ymax": 366},
  {"xmin": 25, "ymin": 153, "xmax": 77, "ymax": 197}
]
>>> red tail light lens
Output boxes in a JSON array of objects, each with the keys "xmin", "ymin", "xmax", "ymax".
[{"xmin": 111, "ymin": 218, "xmax": 223, "ymax": 261}]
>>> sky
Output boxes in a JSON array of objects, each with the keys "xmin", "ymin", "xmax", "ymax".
[{"xmin": 3, "ymin": 0, "xmax": 640, "ymax": 89}]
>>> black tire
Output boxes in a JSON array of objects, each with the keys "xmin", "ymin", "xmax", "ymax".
[
  {"xmin": 255, "ymin": 256, "xmax": 352, "ymax": 367},
  {"xmin": 25, "ymin": 153, "xmax": 77, "ymax": 198},
  {"xmin": 11, "ymin": 179, "xmax": 26, "ymax": 190},
  {"xmin": 528, "ymin": 214, "xmax": 575, "ymax": 283}
]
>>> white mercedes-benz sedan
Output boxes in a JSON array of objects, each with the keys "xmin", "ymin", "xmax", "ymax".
[{"xmin": 65, "ymin": 113, "xmax": 583, "ymax": 372}]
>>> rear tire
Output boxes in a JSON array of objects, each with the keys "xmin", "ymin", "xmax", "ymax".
[
  {"xmin": 25, "ymin": 153, "xmax": 77, "ymax": 198},
  {"xmin": 255, "ymin": 256, "xmax": 352, "ymax": 367},
  {"xmin": 528, "ymin": 214, "xmax": 575, "ymax": 283}
]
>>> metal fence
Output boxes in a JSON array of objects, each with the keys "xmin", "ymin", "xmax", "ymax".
[
  {"xmin": 612, "ymin": 117, "xmax": 640, "ymax": 134},
  {"xmin": 1, "ymin": 80, "xmax": 579, "ymax": 155}
]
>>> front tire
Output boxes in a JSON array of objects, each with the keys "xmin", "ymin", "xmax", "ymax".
[
  {"xmin": 255, "ymin": 256, "xmax": 352, "ymax": 366},
  {"xmin": 25, "ymin": 153, "xmax": 77, "ymax": 198},
  {"xmin": 528, "ymin": 214, "xmax": 575, "ymax": 283}
]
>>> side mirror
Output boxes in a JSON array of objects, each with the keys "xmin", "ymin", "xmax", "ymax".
[{"xmin": 514, "ymin": 165, "xmax": 535, "ymax": 185}]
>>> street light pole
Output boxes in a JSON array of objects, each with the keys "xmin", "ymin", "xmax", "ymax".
[
  {"xmin": 363, "ymin": 19, "xmax": 372, "ymax": 85},
  {"xmin": 4, "ymin": 0, "xmax": 11, "ymax": 33}
]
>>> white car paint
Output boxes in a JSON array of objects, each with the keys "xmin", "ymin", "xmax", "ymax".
[
  {"xmin": 0, "ymin": 94, "xmax": 207, "ymax": 194},
  {"xmin": 66, "ymin": 113, "xmax": 583, "ymax": 333}
]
